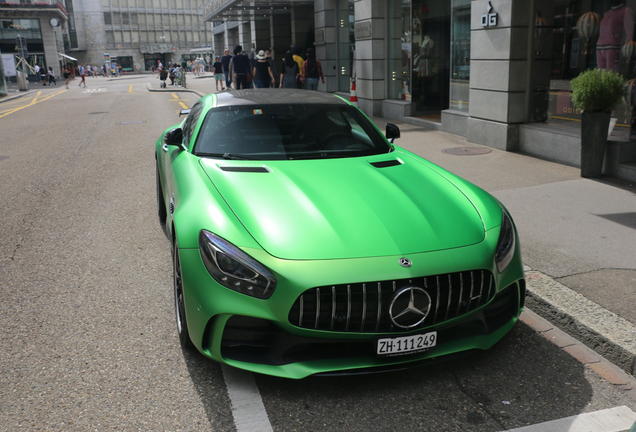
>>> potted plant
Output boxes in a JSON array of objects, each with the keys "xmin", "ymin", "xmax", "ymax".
[{"xmin": 571, "ymin": 69, "xmax": 625, "ymax": 178}]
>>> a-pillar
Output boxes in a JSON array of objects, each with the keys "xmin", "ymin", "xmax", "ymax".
[{"xmin": 467, "ymin": 0, "xmax": 531, "ymax": 151}]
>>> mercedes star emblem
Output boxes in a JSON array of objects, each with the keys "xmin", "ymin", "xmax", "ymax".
[
  {"xmin": 399, "ymin": 257, "xmax": 412, "ymax": 268},
  {"xmin": 389, "ymin": 287, "xmax": 431, "ymax": 328}
]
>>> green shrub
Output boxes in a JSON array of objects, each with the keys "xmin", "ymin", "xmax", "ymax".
[{"xmin": 571, "ymin": 69, "xmax": 625, "ymax": 113}]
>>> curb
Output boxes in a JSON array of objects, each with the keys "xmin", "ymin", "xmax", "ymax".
[
  {"xmin": 0, "ymin": 90, "xmax": 36, "ymax": 104},
  {"xmin": 146, "ymin": 82, "xmax": 205, "ymax": 98},
  {"xmin": 524, "ymin": 268, "xmax": 636, "ymax": 376}
]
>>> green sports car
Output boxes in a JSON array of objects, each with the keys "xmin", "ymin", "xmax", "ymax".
[{"xmin": 155, "ymin": 89, "xmax": 525, "ymax": 379}]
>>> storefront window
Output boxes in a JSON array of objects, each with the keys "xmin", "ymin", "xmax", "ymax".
[
  {"xmin": 450, "ymin": 0, "xmax": 470, "ymax": 112},
  {"xmin": 387, "ymin": 0, "xmax": 411, "ymax": 101},
  {"xmin": 411, "ymin": 0, "xmax": 450, "ymax": 113},
  {"xmin": 535, "ymin": 0, "xmax": 636, "ymax": 137}
]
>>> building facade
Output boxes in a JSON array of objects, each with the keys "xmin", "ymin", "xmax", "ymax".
[
  {"xmin": 205, "ymin": 0, "xmax": 636, "ymax": 176},
  {"xmin": 0, "ymin": 0, "xmax": 69, "ymax": 79},
  {"xmin": 67, "ymin": 0, "xmax": 211, "ymax": 71}
]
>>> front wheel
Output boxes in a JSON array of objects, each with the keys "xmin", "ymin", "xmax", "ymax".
[{"xmin": 173, "ymin": 240, "xmax": 194, "ymax": 349}]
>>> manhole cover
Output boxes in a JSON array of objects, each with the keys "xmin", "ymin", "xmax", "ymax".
[{"xmin": 442, "ymin": 147, "xmax": 492, "ymax": 156}]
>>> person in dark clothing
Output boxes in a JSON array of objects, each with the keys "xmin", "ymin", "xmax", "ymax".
[
  {"xmin": 265, "ymin": 49, "xmax": 277, "ymax": 87},
  {"xmin": 221, "ymin": 49, "xmax": 232, "ymax": 88},
  {"xmin": 279, "ymin": 51, "xmax": 299, "ymax": 88},
  {"xmin": 301, "ymin": 48, "xmax": 325, "ymax": 90},
  {"xmin": 253, "ymin": 50, "xmax": 275, "ymax": 88},
  {"xmin": 213, "ymin": 56, "xmax": 224, "ymax": 90},
  {"xmin": 230, "ymin": 45, "xmax": 252, "ymax": 90}
]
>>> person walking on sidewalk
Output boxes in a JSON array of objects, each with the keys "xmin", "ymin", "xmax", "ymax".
[
  {"xmin": 47, "ymin": 67, "xmax": 56, "ymax": 86},
  {"xmin": 78, "ymin": 64, "xmax": 86, "ymax": 87},
  {"xmin": 221, "ymin": 49, "xmax": 232, "ymax": 88},
  {"xmin": 253, "ymin": 50, "xmax": 275, "ymax": 88},
  {"xmin": 213, "ymin": 56, "xmax": 224, "ymax": 91},
  {"xmin": 280, "ymin": 51, "xmax": 299, "ymax": 88},
  {"xmin": 301, "ymin": 48, "xmax": 325, "ymax": 90},
  {"xmin": 63, "ymin": 66, "xmax": 70, "ymax": 89},
  {"xmin": 230, "ymin": 45, "xmax": 252, "ymax": 90}
]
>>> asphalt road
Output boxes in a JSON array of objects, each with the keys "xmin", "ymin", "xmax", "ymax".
[{"xmin": 1, "ymin": 75, "xmax": 636, "ymax": 431}]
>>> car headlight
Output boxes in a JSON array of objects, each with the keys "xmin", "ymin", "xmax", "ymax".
[
  {"xmin": 199, "ymin": 230, "xmax": 277, "ymax": 299},
  {"xmin": 495, "ymin": 211, "xmax": 516, "ymax": 273}
]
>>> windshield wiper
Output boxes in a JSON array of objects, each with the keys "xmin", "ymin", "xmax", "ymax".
[{"xmin": 196, "ymin": 152, "xmax": 257, "ymax": 160}]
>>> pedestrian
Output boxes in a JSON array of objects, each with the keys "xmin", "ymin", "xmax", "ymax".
[
  {"xmin": 253, "ymin": 50, "xmax": 275, "ymax": 88},
  {"xmin": 265, "ymin": 49, "xmax": 277, "ymax": 87},
  {"xmin": 40, "ymin": 66, "xmax": 48, "ymax": 86},
  {"xmin": 86, "ymin": 64, "xmax": 92, "ymax": 77},
  {"xmin": 169, "ymin": 66, "xmax": 176, "ymax": 86},
  {"xmin": 230, "ymin": 45, "xmax": 252, "ymax": 90},
  {"xmin": 301, "ymin": 48, "xmax": 325, "ymax": 90},
  {"xmin": 279, "ymin": 51, "xmax": 299, "ymax": 88},
  {"xmin": 34, "ymin": 64, "xmax": 40, "ymax": 83},
  {"xmin": 292, "ymin": 46, "xmax": 304, "ymax": 88},
  {"xmin": 47, "ymin": 67, "xmax": 56, "ymax": 86},
  {"xmin": 63, "ymin": 65, "xmax": 70, "ymax": 88},
  {"xmin": 221, "ymin": 49, "xmax": 232, "ymax": 88},
  {"xmin": 78, "ymin": 63, "xmax": 86, "ymax": 87},
  {"xmin": 213, "ymin": 56, "xmax": 224, "ymax": 91}
]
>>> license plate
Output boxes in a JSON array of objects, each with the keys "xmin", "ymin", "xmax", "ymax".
[{"xmin": 377, "ymin": 332, "xmax": 437, "ymax": 357}]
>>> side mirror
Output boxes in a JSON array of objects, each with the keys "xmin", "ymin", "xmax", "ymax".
[
  {"xmin": 385, "ymin": 123, "xmax": 401, "ymax": 143},
  {"xmin": 164, "ymin": 128, "xmax": 184, "ymax": 149},
  {"xmin": 179, "ymin": 109, "xmax": 191, "ymax": 117}
]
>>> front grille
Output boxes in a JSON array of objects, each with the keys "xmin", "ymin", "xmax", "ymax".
[{"xmin": 288, "ymin": 270, "xmax": 495, "ymax": 333}]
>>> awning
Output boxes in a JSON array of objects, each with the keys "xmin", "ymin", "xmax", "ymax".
[{"xmin": 58, "ymin": 52, "xmax": 78, "ymax": 61}]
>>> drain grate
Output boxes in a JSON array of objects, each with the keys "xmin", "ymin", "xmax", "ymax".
[{"xmin": 442, "ymin": 147, "xmax": 492, "ymax": 156}]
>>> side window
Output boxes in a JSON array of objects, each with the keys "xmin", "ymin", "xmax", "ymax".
[{"xmin": 182, "ymin": 103, "xmax": 203, "ymax": 147}]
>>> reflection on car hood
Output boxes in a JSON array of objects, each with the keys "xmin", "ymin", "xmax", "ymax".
[{"xmin": 200, "ymin": 155, "xmax": 486, "ymax": 260}]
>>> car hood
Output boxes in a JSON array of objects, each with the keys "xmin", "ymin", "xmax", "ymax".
[{"xmin": 200, "ymin": 155, "xmax": 486, "ymax": 260}]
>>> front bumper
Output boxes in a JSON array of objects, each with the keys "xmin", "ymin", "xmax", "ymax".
[{"xmin": 177, "ymin": 233, "xmax": 525, "ymax": 379}]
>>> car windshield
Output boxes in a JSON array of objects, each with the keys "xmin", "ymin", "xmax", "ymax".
[{"xmin": 193, "ymin": 103, "xmax": 392, "ymax": 160}]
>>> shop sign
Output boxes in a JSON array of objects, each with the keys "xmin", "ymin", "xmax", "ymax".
[
  {"xmin": 481, "ymin": 1, "xmax": 498, "ymax": 27},
  {"xmin": 355, "ymin": 21, "xmax": 372, "ymax": 40}
]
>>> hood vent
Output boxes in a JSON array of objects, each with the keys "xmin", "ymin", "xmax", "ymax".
[
  {"xmin": 219, "ymin": 166, "xmax": 271, "ymax": 173},
  {"xmin": 371, "ymin": 159, "xmax": 402, "ymax": 168}
]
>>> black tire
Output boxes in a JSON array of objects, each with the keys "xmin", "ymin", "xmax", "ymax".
[
  {"xmin": 173, "ymin": 239, "xmax": 194, "ymax": 349},
  {"xmin": 156, "ymin": 163, "xmax": 167, "ymax": 228}
]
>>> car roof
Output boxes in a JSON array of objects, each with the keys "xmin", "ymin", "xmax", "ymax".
[{"xmin": 208, "ymin": 89, "xmax": 350, "ymax": 107}]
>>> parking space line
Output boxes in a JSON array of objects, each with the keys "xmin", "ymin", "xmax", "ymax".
[
  {"xmin": 500, "ymin": 406, "xmax": 636, "ymax": 432},
  {"xmin": 221, "ymin": 365, "xmax": 273, "ymax": 432}
]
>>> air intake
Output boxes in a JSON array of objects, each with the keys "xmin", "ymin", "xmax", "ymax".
[
  {"xmin": 219, "ymin": 166, "xmax": 270, "ymax": 173},
  {"xmin": 371, "ymin": 159, "xmax": 402, "ymax": 168}
]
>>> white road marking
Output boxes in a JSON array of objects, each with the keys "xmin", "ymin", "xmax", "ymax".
[
  {"xmin": 500, "ymin": 406, "xmax": 636, "ymax": 432},
  {"xmin": 83, "ymin": 88, "xmax": 107, "ymax": 93},
  {"xmin": 222, "ymin": 365, "xmax": 273, "ymax": 432}
]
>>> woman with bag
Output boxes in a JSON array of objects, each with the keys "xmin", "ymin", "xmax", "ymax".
[
  {"xmin": 301, "ymin": 48, "xmax": 325, "ymax": 90},
  {"xmin": 279, "ymin": 51, "xmax": 299, "ymax": 88}
]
